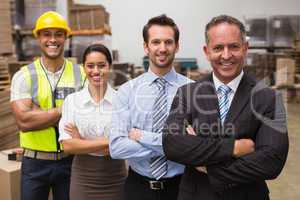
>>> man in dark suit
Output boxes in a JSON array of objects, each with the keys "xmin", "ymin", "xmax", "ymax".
[{"xmin": 162, "ymin": 15, "xmax": 289, "ymax": 200}]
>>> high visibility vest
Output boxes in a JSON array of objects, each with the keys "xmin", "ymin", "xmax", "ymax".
[{"xmin": 20, "ymin": 58, "xmax": 85, "ymax": 152}]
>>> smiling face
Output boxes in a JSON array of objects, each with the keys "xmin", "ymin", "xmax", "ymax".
[
  {"xmin": 144, "ymin": 25, "xmax": 179, "ymax": 72},
  {"xmin": 204, "ymin": 23, "xmax": 248, "ymax": 84},
  {"xmin": 37, "ymin": 28, "xmax": 66, "ymax": 60},
  {"xmin": 84, "ymin": 51, "xmax": 109, "ymax": 88}
]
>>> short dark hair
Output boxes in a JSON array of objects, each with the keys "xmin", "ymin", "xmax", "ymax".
[
  {"xmin": 143, "ymin": 14, "xmax": 179, "ymax": 43},
  {"xmin": 82, "ymin": 43, "xmax": 112, "ymax": 65},
  {"xmin": 205, "ymin": 15, "xmax": 246, "ymax": 44}
]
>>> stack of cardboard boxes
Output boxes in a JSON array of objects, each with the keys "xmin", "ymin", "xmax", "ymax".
[
  {"xmin": 24, "ymin": 0, "xmax": 56, "ymax": 29},
  {"xmin": 0, "ymin": 0, "xmax": 13, "ymax": 56},
  {"xmin": 244, "ymin": 53, "xmax": 277, "ymax": 85},
  {"xmin": 276, "ymin": 58, "xmax": 296, "ymax": 86},
  {"xmin": 68, "ymin": 0, "xmax": 111, "ymax": 63},
  {"xmin": 275, "ymin": 58, "xmax": 297, "ymax": 103},
  {"xmin": 269, "ymin": 15, "xmax": 300, "ymax": 48},
  {"xmin": 0, "ymin": 59, "xmax": 11, "ymax": 91},
  {"xmin": 286, "ymin": 51, "xmax": 300, "ymax": 75},
  {"xmin": 20, "ymin": 0, "xmax": 56, "ymax": 59},
  {"xmin": 71, "ymin": 35, "xmax": 110, "ymax": 63},
  {"xmin": 0, "ymin": 90, "xmax": 19, "ymax": 151},
  {"xmin": 68, "ymin": 1, "xmax": 110, "ymax": 32},
  {"xmin": 111, "ymin": 63, "xmax": 134, "ymax": 87},
  {"xmin": 186, "ymin": 69, "xmax": 211, "ymax": 81}
]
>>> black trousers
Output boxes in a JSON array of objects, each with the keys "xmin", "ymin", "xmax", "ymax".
[{"xmin": 123, "ymin": 169, "xmax": 181, "ymax": 200}]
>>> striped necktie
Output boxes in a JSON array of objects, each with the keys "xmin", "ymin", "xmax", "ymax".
[
  {"xmin": 150, "ymin": 78, "xmax": 168, "ymax": 180},
  {"xmin": 218, "ymin": 85, "xmax": 231, "ymax": 124}
]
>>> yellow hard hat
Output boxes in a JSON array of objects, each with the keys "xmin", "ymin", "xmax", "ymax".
[{"xmin": 33, "ymin": 11, "xmax": 71, "ymax": 38}]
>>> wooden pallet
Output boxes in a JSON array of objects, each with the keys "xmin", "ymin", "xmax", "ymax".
[
  {"xmin": 0, "ymin": 59, "xmax": 30, "ymax": 91},
  {"xmin": 0, "ymin": 90, "xmax": 19, "ymax": 151},
  {"xmin": 71, "ymin": 26, "xmax": 111, "ymax": 36},
  {"xmin": 0, "ymin": 62, "xmax": 10, "ymax": 91}
]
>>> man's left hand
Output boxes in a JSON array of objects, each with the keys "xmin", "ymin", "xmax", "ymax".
[
  {"xmin": 196, "ymin": 166, "xmax": 207, "ymax": 174},
  {"xmin": 186, "ymin": 125, "xmax": 197, "ymax": 136},
  {"xmin": 129, "ymin": 128, "xmax": 142, "ymax": 141}
]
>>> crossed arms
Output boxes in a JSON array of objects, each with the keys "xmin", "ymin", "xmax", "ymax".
[{"xmin": 162, "ymin": 84, "xmax": 289, "ymax": 191}]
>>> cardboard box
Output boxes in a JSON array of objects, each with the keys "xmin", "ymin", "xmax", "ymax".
[
  {"xmin": 0, "ymin": 149, "xmax": 21, "ymax": 200},
  {"xmin": 0, "ymin": 149, "xmax": 54, "ymax": 200},
  {"xmin": 276, "ymin": 58, "xmax": 296, "ymax": 86},
  {"xmin": 286, "ymin": 51, "xmax": 300, "ymax": 74},
  {"xmin": 111, "ymin": 63, "xmax": 134, "ymax": 86},
  {"xmin": 186, "ymin": 69, "xmax": 211, "ymax": 81},
  {"xmin": 0, "ymin": 1, "xmax": 10, "ymax": 10}
]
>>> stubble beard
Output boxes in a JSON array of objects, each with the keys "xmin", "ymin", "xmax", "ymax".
[
  {"xmin": 41, "ymin": 48, "xmax": 64, "ymax": 60},
  {"xmin": 151, "ymin": 54, "xmax": 175, "ymax": 69}
]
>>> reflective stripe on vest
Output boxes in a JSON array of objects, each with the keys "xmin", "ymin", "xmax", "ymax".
[
  {"xmin": 27, "ymin": 63, "xmax": 39, "ymax": 105},
  {"xmin": 27, "ymin": 61, "xmax": 82, "ymax": 105},
  {"xmin": 20, "ymin": 58, "xmax": 84, "ymax": 152}
]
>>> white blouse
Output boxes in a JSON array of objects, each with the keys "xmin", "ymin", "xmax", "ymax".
[{"xmin": 59, "ymin": 84, "xmax": 116, "ymax": 156}]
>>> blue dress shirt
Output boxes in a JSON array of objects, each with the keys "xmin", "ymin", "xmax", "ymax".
[{"xmin": 109, "ymin": 68, "xmax": 193, "ymax": 178}]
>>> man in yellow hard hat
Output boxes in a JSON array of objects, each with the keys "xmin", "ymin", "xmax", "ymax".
[{"xmin": 10, "ymin": 11, "xmax": 85, "ymax": 200}]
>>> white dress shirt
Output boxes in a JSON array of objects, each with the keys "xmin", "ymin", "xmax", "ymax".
[
  {"xmin": 59, "ymin": 84, "xmax": 116, "ymax": 156},
  {"xmin": 213, "ymin": 70, "xmax": 244, "ymax": 108}
]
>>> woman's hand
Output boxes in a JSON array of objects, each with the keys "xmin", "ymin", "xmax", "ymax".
[
  {"xmin": 93, "ymin": 147, "xmax": 110, "ymax": 156},
  {"xmin": 64, "ymin": 123, "xmax": 81, "ymax": 139}
]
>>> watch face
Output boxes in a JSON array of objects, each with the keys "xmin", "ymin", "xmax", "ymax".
[{"xmin": 55, "ymin": 87, "xmax": 75, "ymax": 99}]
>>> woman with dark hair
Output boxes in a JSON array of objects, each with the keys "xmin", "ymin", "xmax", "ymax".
[{"xmin": 58, "ymin": 44, "xmax": 126, "ymax": 200}]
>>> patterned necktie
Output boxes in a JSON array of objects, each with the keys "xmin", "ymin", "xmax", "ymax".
[
  {"xmin": 218, "ymin": 85, "xmax": 231, "ymax": 124},
  {"xmin": 150, "ymin": 78, "xmax": 168, "ymax": 180}
]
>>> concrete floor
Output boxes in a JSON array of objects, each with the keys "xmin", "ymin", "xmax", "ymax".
[{"xmin": 268, "ymin": 103, "xmax": 300, "ymax": 200}]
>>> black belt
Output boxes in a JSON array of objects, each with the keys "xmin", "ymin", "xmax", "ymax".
[{"xmin": 129, "ymin": 168, "xmax": 181, "ymax": 190}]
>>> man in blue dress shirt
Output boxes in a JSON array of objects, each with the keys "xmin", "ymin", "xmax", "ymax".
[{"xmin": 109, "ymin": 14, "xmax": 193, "ymax": 200}]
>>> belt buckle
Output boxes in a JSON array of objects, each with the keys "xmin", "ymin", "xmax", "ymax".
[
  {"xmin": 149, "ymin": 180, "xmax": 164, "ymax": 190},
  {"xmin": 56, "ymin": 152, "xmax": 61, "ymax": 160},
  {"xmin": 55, "ymin": 152, "xmax": 65, "ymax": 160}
]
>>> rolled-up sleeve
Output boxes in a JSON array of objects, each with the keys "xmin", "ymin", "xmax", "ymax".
[
  {"xmin": 10, "ymin": 70, "xmax": 32, "ymax": 101},
  {"xmin": 58, "ymin": 95, "xmax": 74, "ymax": 141}
]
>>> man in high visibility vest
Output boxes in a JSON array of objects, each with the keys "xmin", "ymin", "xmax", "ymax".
[{"xmin": 10, "ymin": 11, "xmax": 85, "ymax": 200}]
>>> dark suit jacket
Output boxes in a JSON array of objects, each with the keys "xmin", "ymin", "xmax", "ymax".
[{"xmin": 162, "ymin": 73, "xmax": 289, "ymax": 200}]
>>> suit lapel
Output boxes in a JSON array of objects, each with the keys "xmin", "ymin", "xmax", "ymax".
[
  {"xmin": 200, "ymin": 74, "xmax": 220, "ymax": 124},
  {"xmin": 224, "ymin": 73, "xmax": 255, "ymax": 124}
]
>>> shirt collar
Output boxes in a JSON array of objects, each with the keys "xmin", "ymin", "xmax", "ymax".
[
  {"xmin": 39, "ymin": 58, "xmax": 65, "ymax": 75},
  {"xmin": 213, "ymin": 70, "xmax": 244, "ymax": 93},
  {"xmin": 103, "ymin": 84, "xmax": 115, "ymax": 104},
  {"xmin": 145, "ymin": 67, "xmax": 177, "ymax": 86},
  {"xmin": 81, "ymin": 84, "xmax": 116, "ymax": 106}
]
